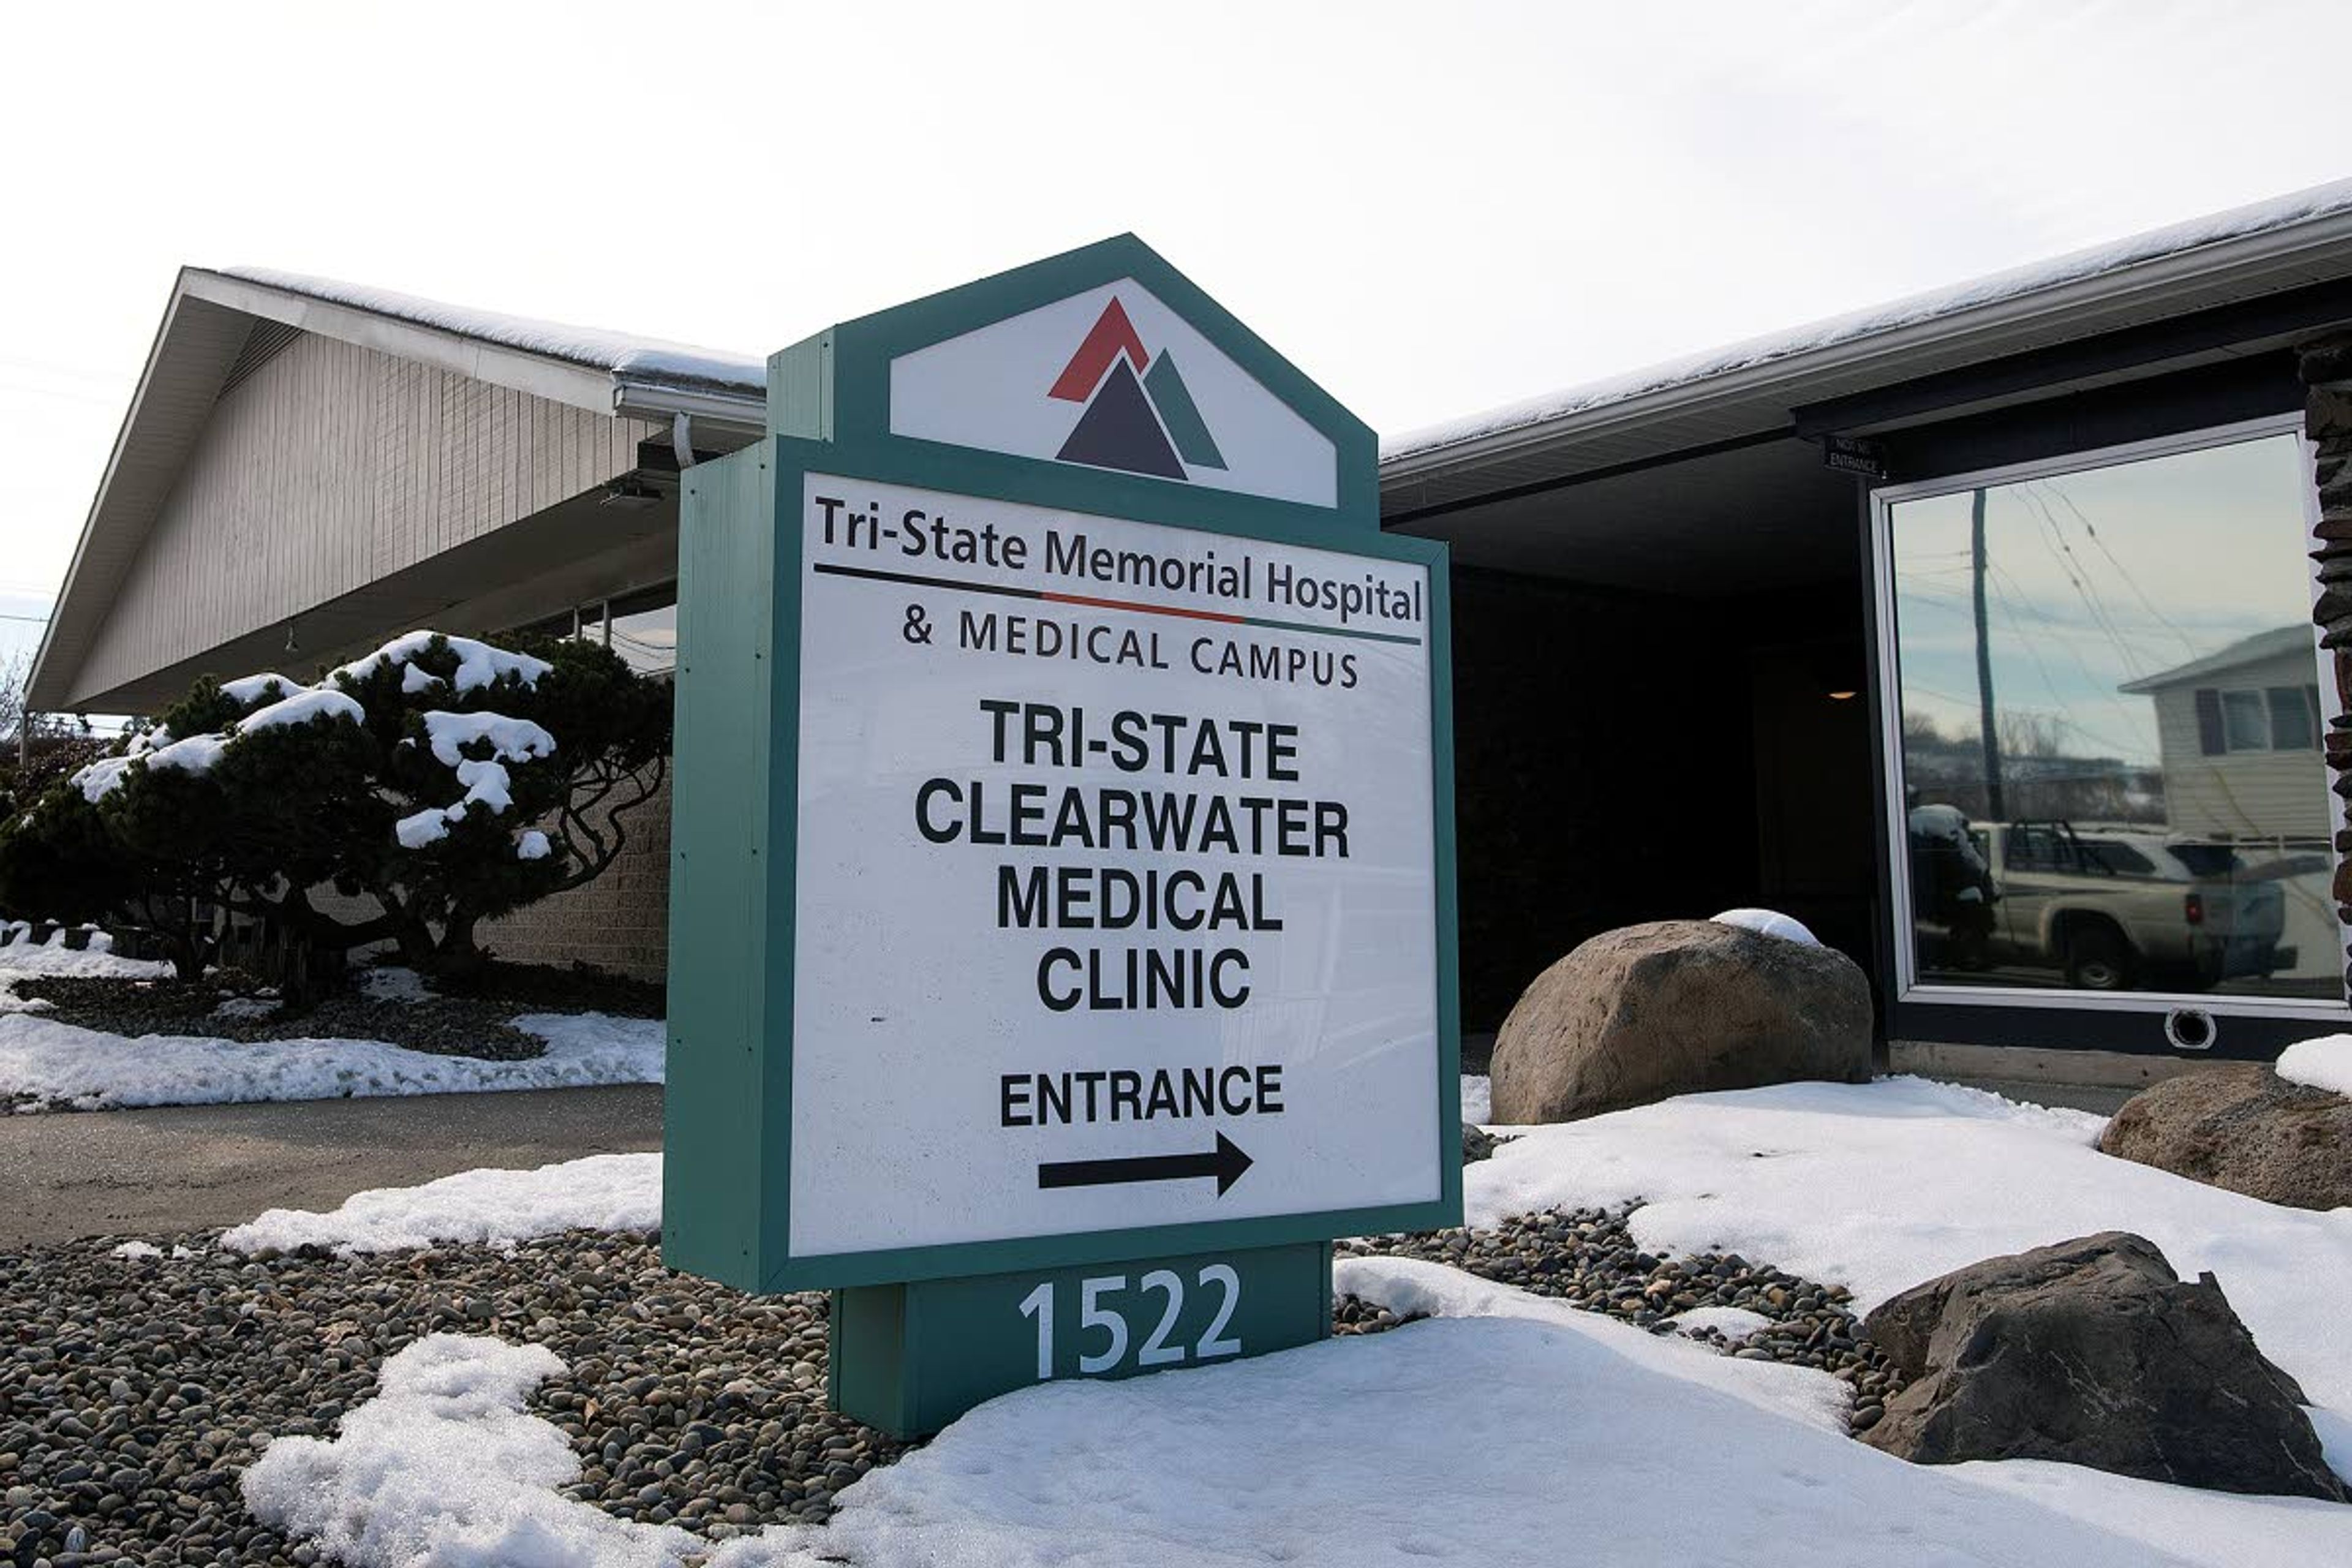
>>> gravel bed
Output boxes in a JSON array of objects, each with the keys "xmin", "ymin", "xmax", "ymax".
[
  {"xmin": 1343, "ymin": 1204, "xmax": 1907, "ymax": 1428},
  {"xmin": 0, "ymin": 1231, "xmax": 903, "ymax": 1567},
  {"xmin": 7, "ymin": 976, "xmax": 545, "ymax": 1062},
  {"xmin": 4, "ymin": 1207, "xmax": 1895, "ymax": 1565}
]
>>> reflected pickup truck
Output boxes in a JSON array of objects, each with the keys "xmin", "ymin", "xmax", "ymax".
[{"xmin": 1970, "ymin": 822, "xmax": 2292, "ymax": 992}]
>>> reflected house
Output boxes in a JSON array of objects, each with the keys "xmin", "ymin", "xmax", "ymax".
[
  {"xmin": 2117, "ymin": 625, "xmax": 2328, "ymax": 845},
  {"xmin": 31, "ymin": 183, "xmax": 2352, "ymax": 1083}
]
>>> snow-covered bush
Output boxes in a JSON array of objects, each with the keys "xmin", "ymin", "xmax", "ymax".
[{"xmin": 0, "ymin": 631, "xmax": 669, "ymax": 981}]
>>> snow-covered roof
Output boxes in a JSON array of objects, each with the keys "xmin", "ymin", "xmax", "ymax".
[
  {"xmin": 2117, "ymin": 624, "xmax": 2316, "ymax": 693},
  {"xmin": 219, "ymin": 267, "xmax": 767, "ymax": 395},
  {"xmin": 1385, "ymin": 177, "xmax": 2352, "ymax": 470}
]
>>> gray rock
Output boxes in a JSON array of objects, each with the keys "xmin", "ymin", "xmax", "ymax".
[
  {"xmin": 1490, "ymin": 919, "xmax": 1872, "ymax": 1123},
  {"xmin": 2097, "ymin": 1065, "xmax": 2352, "ymax": 1211},
  {"xmin": 1860, "ymin": 1231, "xmax": 2346, "ymax": 1501}
]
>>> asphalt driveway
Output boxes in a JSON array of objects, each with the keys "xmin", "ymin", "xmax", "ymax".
[{"xmin": 0, "ymin": 1084, "xmax": 663, "ymax": 1246}]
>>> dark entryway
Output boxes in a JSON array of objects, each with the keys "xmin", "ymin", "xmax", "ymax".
[{"xmin": 1397, "ymin": 437, "xmax": 1875, "ymax": 1030}]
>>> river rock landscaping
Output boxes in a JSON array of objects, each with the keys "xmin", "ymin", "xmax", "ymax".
[
  {"xmin": 7, "ymin": 1072, "xmax": 2352, "ymax": 1567},
  {"xmin": 0, "ymin": 1229, "xmax": 900, "ymax": 1567},
  {"xmin": 1343, "ymin": 1204, "xmax": 1909, "ymax": 1426},
  {"xmin": 4, "ymin": 1200, "xmax": 1902, "ymax": 1567}
]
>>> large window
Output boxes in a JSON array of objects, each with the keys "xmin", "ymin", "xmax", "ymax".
[{"xmin": 1880, "ymin": 425, "xmax": 2339, "ymax": 1006}]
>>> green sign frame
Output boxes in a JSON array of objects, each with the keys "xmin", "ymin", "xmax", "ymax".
[{"xmin": 664, "ymin": 232, "xmax": 1460, "ymax": 1300}]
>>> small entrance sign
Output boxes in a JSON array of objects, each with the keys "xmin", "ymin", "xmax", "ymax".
[{"xmin": 665, "ymin": 236, "xmax": 1458, "ymax": 1435}]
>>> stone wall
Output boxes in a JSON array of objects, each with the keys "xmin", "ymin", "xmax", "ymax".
[{"xmin": 2301, "ymin": 337, "xmax": 2352, "ymax": 995}]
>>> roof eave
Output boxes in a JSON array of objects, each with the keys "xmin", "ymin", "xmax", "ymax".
[
  {"xmin": 1379, "ymin": 202, "xmax": 2352, "ymax": 486},
  {"xmin": 611, "ymin": 376, "xmax": 767, "ymax": 439},
  {"xmin": 179, "ymin": 269, "xmax": 620, "ymax": 418}
]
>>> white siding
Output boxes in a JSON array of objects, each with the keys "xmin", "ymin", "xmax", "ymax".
[
  {"xmin": 71, "ymin": 331, "xmax": 657, "ymax": 704},
  {"xmin": 2147, "ymin": 646, "xmax": 2331, "ymax": 840}
]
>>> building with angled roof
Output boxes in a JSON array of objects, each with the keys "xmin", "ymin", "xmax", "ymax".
[{"xmin": 31, "ymin": 182, "xmax": 2352, "ymax": 1079}]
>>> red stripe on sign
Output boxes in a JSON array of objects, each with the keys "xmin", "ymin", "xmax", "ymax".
[
  {"xmin": 1047, "ymin": 300, "xmax": 1151, "ymax": 402},
  {"xmin": 1042, "ymin": 589, "xmax": 1242, "ymax": 624}
]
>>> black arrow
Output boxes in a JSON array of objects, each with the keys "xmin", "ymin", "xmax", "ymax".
[{"xmin": 1037, "ymin": 1133, "xmax": 1254, "ymax": 1197}]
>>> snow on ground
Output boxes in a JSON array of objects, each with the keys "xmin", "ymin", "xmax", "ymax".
[
  {"xmin": 243, "ymin": 1334, "xmax": 699, "ymax": 1568},
  {"xmin": 223, "ymin": 1072, "xmax": 2352, "ymax": 1565},
  {"xmin": 1470, "ymin": 1076, "xmax": 2352, "ymax": 1413},
  {"xmin": 223, "ymin": 1153, "xmax": 660, "ymax": 1255},
  {"xmin": 1460, "ymin": 1071, "xmax": 1490, "ymax": 1124},
  {"xmin": 1666, "ymin": 1303, "xmax": 1773, "ymax": 1341},
  {"xmin": 355, "ymin": 965, "xmax": 434, "ymax": 1004},
  {"xmin": 0, "ymin": 929, "xmax": 167, "ymax": 979},
  {"xmin": 0, "ymin": 1009, "xmax": 660, "ymax": 1112},
  {"xmin": 245, "ymin": 1259, "xmax": 2352, "ymax": 1568},
  {"xmin": 2277, "ymin": 1034, "xmax": 2352, "ymax": 1097}
]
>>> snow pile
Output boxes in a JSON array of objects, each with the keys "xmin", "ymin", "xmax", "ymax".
[
  {"xmin": 241, "ymin": 1333, "xmax": 699, "ymax": 1568},
  {"xmin": 68, "ymin": 754, "xmax": 135, "ymax": 802},
  {"xmin": 2275, "ymin": 1035, "xmax": 2352, "ymax": 1099},
  {"xmin": 137, "ymin": 731, "xmax": 230, "ymax": 777},
  {"xmin": 1712, "ymin": 907, "xmax": 1820, "ymax": 944},
  {"xmin": 50, "ymin": 635, "xmax": 565, "ymax": 865},
  {"xmin": 1386, "ymin": 176, "xmax": 2352, "ymax": 464},
  {"xmin": 69, "ymin": 668, "xmax": 364, "ymax": 801},
  {"xmin": 0, "ymin": 1009, "xmax": 662, "ymax": 1113},
  {"xmin": 1667, "ymin": 1304, "xmax": 1773, "ymax": 1342},
  {"xmin": 219, "ymin": 673, "xmax": 302, "ymax": 704},
  {"xmin": 1460, "ymin": 1071, "xmax": 1490, "ymax": 1124},
  {"xmin": 223, "ymin": 1152, "xmax": 660, "ymax": 1255},
  {"xmin": 238, "ymin": 687, "xmax": 365, "ymax": 733},
  {"xmin": 396, "ymin": 709, "xmax": 557, "ymax": 848},
  {"xmin": 330, "ymin": 632, "xmax": 551, "ymax": 697},
  {"xmin": 110, "ymin": 1241, "xmax": 162, "ymax": 1260},
  {"xmin": 254, "ymin": 1262, "xmax": 2352, "ymax": 1568},
  {"xmin": 219, "ymin": 266, "xmax": 767, "ymax": 394},
  {"xmin": 0, "ymin": 933, "xmax": 170, "ymax": 981},
  {"xmin": 1471, "ymin": 1076, "xmax": 2352, "ymax": 1411},
  {"xmin": 356, "ymin": 965, "xmax": 433, "ymax": 1004},
  {"xmin": 420, "ymin": 710, "xmax": 556, "ymax": 767}
]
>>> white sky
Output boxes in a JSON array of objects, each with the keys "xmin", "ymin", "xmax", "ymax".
[{"xmin": 4, "ymin": 1, "xmax": 2351, "ymax": 669}]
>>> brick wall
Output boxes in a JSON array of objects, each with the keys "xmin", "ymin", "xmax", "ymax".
[
  {"xmin": 308, "ymin": 776, "xmax": 674, "ymax": 981},
  {"xmin": 479, "ymin": 775, "xmax": 673, "ymax": 979}
]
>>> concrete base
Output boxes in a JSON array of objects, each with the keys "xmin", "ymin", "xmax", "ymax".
[{"xmin": 1890, "ymin": 1039, "xmax": 2225, "ymax": 1091}]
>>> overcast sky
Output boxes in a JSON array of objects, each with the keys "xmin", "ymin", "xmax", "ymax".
[{"xmin": 5, "ymin": 1, "xmax": 2351, "ymax": 669}]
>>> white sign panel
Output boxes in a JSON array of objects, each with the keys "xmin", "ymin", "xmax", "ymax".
[
  {"xmin": 888, "ymin": 280, "xmax": 1339, "ymax": 508},
  {"xmin": 788, "ymin": 472, "xmax": 1439, "ymax": 1257}
]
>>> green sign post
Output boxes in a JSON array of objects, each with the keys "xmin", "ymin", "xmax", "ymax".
[{"xmin": 664, "ymin": 236, "xmax": 1458, "ymax": 1436}]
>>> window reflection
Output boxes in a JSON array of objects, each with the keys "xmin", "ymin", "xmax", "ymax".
[{"xmin": 1888, "ymin": 432, "xmax": 2336, "ymax": 1001}]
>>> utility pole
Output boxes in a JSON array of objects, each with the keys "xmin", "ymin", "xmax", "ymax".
[{"xmin": 1971, "ymin": 486, "xmax": 2005, "ymax": 820}]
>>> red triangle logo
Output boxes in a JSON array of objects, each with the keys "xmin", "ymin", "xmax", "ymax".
[{"xmin": 1048, "ymin": 299, "xmax": 1150, "ymax": 402}]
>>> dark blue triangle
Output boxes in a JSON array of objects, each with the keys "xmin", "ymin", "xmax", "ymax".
[{"xmin": 1057, "ymin": 358, "xmax": 1186, "ymax": 480}]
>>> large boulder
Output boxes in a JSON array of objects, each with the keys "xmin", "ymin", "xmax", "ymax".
[
  {"xmin": 1489, "ymin": 919, "xmax": 1871, "ymax": 1124},
  {"xmin": 2097, "ymin": 1064, "xmax": 2352, "ymax": 1211},
  {"xmin": 1860, "ymin": 1231, "xmax": 2345, "ymax": 1501}
]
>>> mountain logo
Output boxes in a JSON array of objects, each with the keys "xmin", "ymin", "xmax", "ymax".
[{"xmin": 1047, "ymin": 298, "xmax": 1228, "ymax": 481}]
